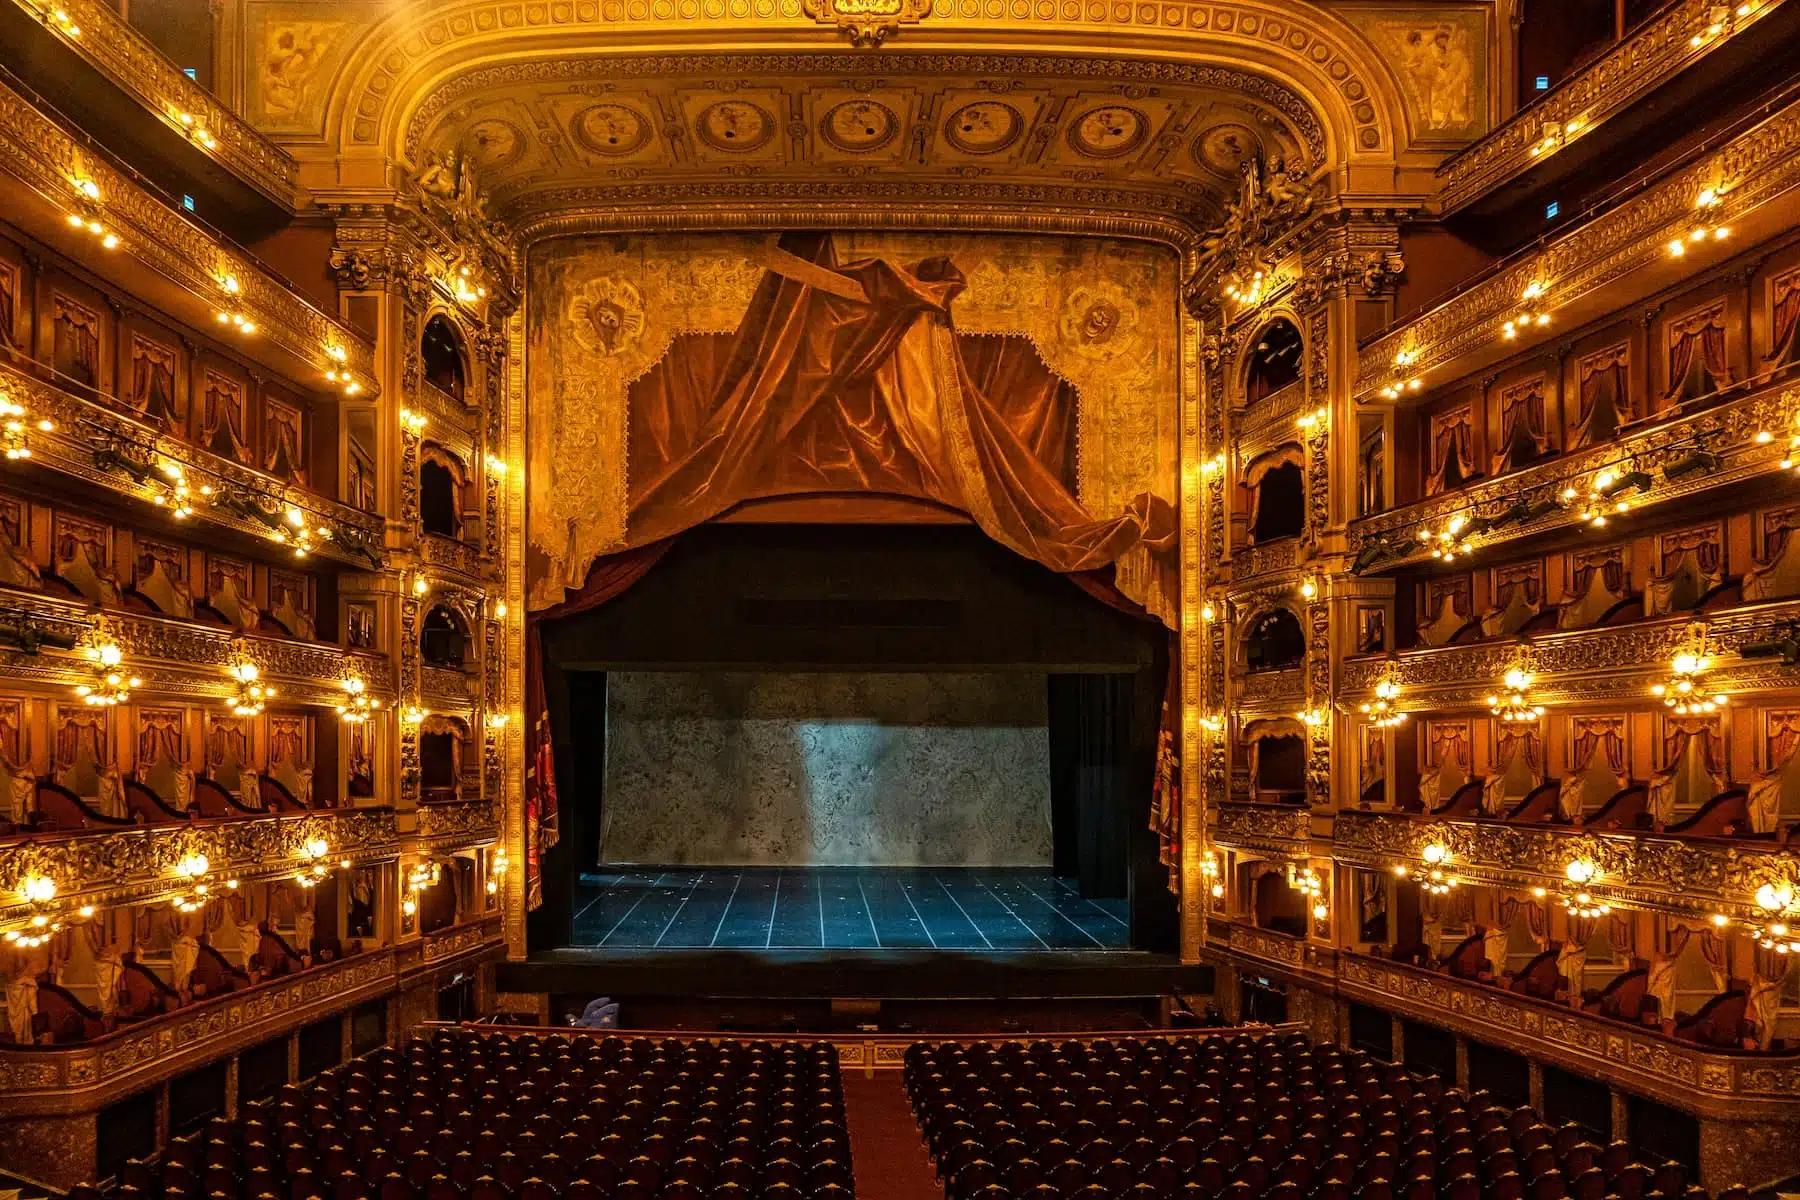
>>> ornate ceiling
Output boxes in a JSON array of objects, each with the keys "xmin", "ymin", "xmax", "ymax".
[{"xmin": 403, "ymin": 52, "xmax": 1323, "ymax": 241}]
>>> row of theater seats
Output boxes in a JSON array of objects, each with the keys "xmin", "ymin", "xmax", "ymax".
[
  {"xmin": 73, "ymin": 1028, "xmax": 853, "ymax": 1199},
  {"xmin": 904, "ymin": 1032, "xmax": 1747, "ymax": 1200},
  {"xmin": 0, "ymin": 773, "xmax": 323, "ymax": 839}
]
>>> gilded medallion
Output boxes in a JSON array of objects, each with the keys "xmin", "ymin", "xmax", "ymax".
[
  {"xmin": 942, "ymin": 101, "xmax": 1025, "ymax": 155},
  {"xmin": 694, "ymin": 100, "xmax": 778, "ymax": 153},
  {"xmin": 820, "ymin": 99, "xmax": 902, "ymax": 153},
  {"xmin": 1066, "ymin": 105, "xmax": 1148, "ymax": 159},
  {"xmin": 572, "ymin": 103, "xmax": 653, "ymax": 157}
]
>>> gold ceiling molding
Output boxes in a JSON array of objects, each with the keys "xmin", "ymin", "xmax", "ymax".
[
  {"xmin": 307, "ymin": 0, "xmax": 1412, "ymax": 164},
  {"xmin": 396, "ymin": 51, "xmax": 1326, "ymax": 234}
]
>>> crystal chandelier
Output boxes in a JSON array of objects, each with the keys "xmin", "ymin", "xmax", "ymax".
[{"xmin": 1487, "ymin": 668, "xmax": 1544, "ymax": 723}]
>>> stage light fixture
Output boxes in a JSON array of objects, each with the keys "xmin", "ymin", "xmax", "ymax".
[{"xmin": 1663, "ymin": 449, "xmax": 1723, "ymax": 481}]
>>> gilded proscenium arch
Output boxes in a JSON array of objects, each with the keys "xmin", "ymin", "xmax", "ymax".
[{"xmin": 315, "ymin": 0, "xmax": 1412, "ymax": 177}]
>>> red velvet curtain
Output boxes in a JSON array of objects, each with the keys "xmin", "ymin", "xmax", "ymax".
[
  {"xmin": 1771, "ymin": 276, "xmax": 1800, "ymax": 366},
  {"xmin": 524, "ymin": 540, "xmax": 673, "ymax": 910}
]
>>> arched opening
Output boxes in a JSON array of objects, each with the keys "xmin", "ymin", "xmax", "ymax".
[
  {"xmin": 421, "ymin": 315, "xmax": 467, "ymax": 402},
  {"xmin": 419, "ymin": 445, "xmax": 466, "ymax": 538},
  {"xmin": 1244, "ymin": 607, "xmax": 1306, "ymax": 672},
  {"xmin": 420, "ymin": 605, "xmax": 471, "ymax": 670},
  {"xmin": 1247, "ymin": 448, "xmax": 1305, "ymax": 543},
  {"xmin": 1245, "ymin": 318, "xmax": 1303, "ymax": 403}
]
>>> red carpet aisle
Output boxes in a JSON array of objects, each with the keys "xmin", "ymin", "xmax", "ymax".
[{"xmin": 843, "ymin": 1072, "xmax": 945, "ymax": 1200}]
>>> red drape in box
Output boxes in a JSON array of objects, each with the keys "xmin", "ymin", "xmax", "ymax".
[{"xmin": 524, "ymin": 540, "xmax": 673, "ymax": 910}]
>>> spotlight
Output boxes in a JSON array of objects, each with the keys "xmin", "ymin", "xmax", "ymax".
[
  {"xmin": 1741, "ymin": 623, "xmax": 1800, "ymax": 665},
  {"xmin": 1662, "ymin": 449, "xmax": 1723, "ymax": 481},
  {"xmin": 1352, "ymin": 541, "xmax": 1391, "ymax": 574},
  {"xmin": 1596, "ymin": 469, "xmax": 1654, "ymax": 498}
]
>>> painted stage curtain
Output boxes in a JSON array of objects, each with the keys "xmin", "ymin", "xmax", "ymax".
[{"xmin": 616, "ymin": 232, "xmax": 1171, "ymax": 571}]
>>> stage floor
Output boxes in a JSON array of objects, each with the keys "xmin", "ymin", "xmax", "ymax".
[{"xmin": 573, "ymin": 867, "xmax": 1130, "ymax": 951}]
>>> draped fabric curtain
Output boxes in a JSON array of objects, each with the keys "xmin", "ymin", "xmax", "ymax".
[
  {"xmin": 1427, "ymin": 410, "xmax": 1473, "ymax": 494},
  {"xmin": 1561, "ymin": 719, "xmax": 1624, "ymax": 822},
  {"xmin": 1662, "ymin": 720, "xmax": 1722, "ymax": 773},
  {"xmin": 1243, "ymin": 446, "xmax": 1304, "ymax": 536},
  {"xmin": 1497, "ymin": 727, "xmax": 1544, "ymax": 775},
  {"xmin": 1570, "ymin": 556, "xmax": 1625, "ymax": 600},
  {"xmin": 1665, "ymin": 307, "xmax": 1730, "ymax": 402},
  {"xmin": 1646, "ymin": 918, "xmax": 1692, "ymax": 1023},
  {"xmin": 1698, "ymin": 926, "xmax": 1730, "ymax": 991},
  {"xmin": 1770, "ymin": 271, "xmax": 1800, "ymax": 367},
  {"xmin": 1559, "ymin": 911, "xmax": 1599, "ymax": 1006},
  {"xmin": 1524, "ymin": 897, "xmax": 1550, "ymax": 948},
  {"xmin": 131, "ymin": 346, "xmax": 177, "ymax": 425},
  {"xmin": 1575, "ymin": 346, "xmax": 1629, "ymax": 447},
  {"xmin": 138, "ymin": 720, "xmax": 181, "ymax": 769},
  {"xmin": 1493, "ymin": 380, "xmax": 1548, "ymax": 472},
  {"xmin": 0, "ymin": 268, "xmax": 14, "ymax": 350},
  {"xmin": 54, "ymin": 303, "xmax": 99, "ymax": 386},
  {"xmin": 607, "ymin": 235, "xmax": 1174, "ymax": 572},
  {"xmin": 1607, "ymin": 914, "xmax": 1633, "ymax": 956},
  {"xmin": 1751, "ymin": 711, "xmax": 1800, "ymax": 832},
  {"xmin": 1750, "ymin": 945, "xmax": 1793, "ymax": 1049}
]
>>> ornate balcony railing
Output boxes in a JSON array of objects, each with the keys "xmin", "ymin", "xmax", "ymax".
[
  {"xmin": 1338, "ymin": 595, "xmax": 1800, "ymax": 708},
  {"xmin": 3, "ymin": 0, "xmax": 303, "ymax": 211},
  {"xmin": 1434, "ymin": 0, "xmax": 1791, "ymax": 213},
  {"xmin": 0, "ymin": 589, "xmax": 393, "ymax": 708},
  {"xmin": 0, "ymin": 806, "xmax": 397, "ymax": 926},
  {"xmin": 0, "ymin": 77, "xmax": 374, "ymax": 391},
  {"xmin": 1332, "ymin": 810, "xmax": 1794, "ymax": 922},
  {"xmin": 1213, "ymin": 801, "xmax": 1314, "ymax": 853},
  {"xmin": 415, "ymin": 798, "xmax": 498, "ymax": 847}
]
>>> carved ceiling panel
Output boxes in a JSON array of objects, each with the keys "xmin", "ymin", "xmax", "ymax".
[{"xmin": 407, "ymin": 53, "xmax": 1321, "ymax": 233}]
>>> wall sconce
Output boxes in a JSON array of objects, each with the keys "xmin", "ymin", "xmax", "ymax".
[
  {"xmin": 75, "ymin": 642, "xmax": 139, "ymax": 706},
  {"xmin": 337, "ymin": 678, "xmax": 380, "ymax": 723},
  {"xmin": 488, "ymin": 847, "xmax": 510, "ymax": 896},
  {"xmin": 214, "ymin": 276, "xmax": 255, "ymax": 335},
  {"xmin": 323, "ymin": 345, "xmax": 363, "ymax": 396},
  {"xmin": 1223, "ymin": 268, "xmax": 1265, "ymax": 306},
  {"xmin": 64, "ymin": 177, "xmax": 116, "ymax": 250},
  {"xmin": 452, "ymin": 265, "xmax": 489, "ymax": 305},
  {"xmin": 1502, "ymin": 280, "xmax": 1551, "ymax": 340},
  {"xmin": 412, "ymin": 576, "xmax": 430, "ymax": 597},
  {"xmin": 1652, "ymin": 651, "xmax": 1724, "ymax": 715},
  {"xmin": 227, "ymin": 660, "xmax": 274, "ymax": 716},
  {"xmin": 1296, "ymin": 407, "xmax": 1328, "ymax": 432},
  {"xmin": 176, "ymin": 111, "xmax": 217, "ymax": 150},
  {"xmin": 485, "ymin": 454, "xmax": 509, "ymax": 477},
  {"xmin": 1298, "ymin": 577, "xmax": 1318, "ymax": 600},
  {"xmin": 402, "ymin": 705, "xmax": 427, "ymax": 725},
  {"xmin": 1669, "ymin": 186, "xmax": 1732, "ymax": 255},
  {"xmin": 1198, "ymin": 713, "xmax": 1224, "ymax": 734},
  {"xmin": 1360, "ymin": 680, "xmax": 1407, "ymax": 728},
  {"xmin": 485, "ymin": 713, "xmax": 510, "ymax": 731},
  {"xmin": 0, "ymin": 397, "xmax": 54, "ymax": 461},
  {"xmin": 494, "ymin": 602, "xmax": 509, "ymax": 619},
  {"xmin": 400, "ymin": 408, "xmax": 428, "ymax": 433},
  {"xmin": 1296, "ymin": 707, "xmax": 1327, "ymax": 729},
  {"xmin": 49, "ymin": 6, "xmax": 80, "ymax": 35},
  {"xmin": 1199, "ymin": 453, "xmax": 1225, "ymax": 477}
]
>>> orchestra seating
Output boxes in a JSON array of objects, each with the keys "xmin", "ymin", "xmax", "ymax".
[
  {"xmin": 76, "ymin": 1027, "xmax": 852, "ymax": 1199},
  {"xmin": 903, "ymin": 1031, "xmax": 1745, "ymax": 1200}
]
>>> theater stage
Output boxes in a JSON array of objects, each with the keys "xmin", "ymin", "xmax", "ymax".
[{"xmin": 570, "ymin": 867, "xmax": 1129, "ymax": 951}]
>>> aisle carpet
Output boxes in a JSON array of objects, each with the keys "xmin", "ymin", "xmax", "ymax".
[{"xmin": 842, "ymin": 1072, "xmax": 943, "ymax": 1200}]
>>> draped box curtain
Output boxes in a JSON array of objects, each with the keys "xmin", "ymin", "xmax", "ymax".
[
  {"xmin": 1751, "ymin": 711, "xmax": 1800, "ymax": 831},
  {"xmin": 524, "ymin": 235, "xmax": 1178, "ymax": 911},
  {"xmin": 1575, "ymin": 347, "xmax": 1629, "ymax": 447},
  {"xmin": 1427, "ymin": 410, "xmax": 1473, "ymax": 495},
  {"xmin": 1770, "ymin": 271, "xmax": 1800, "ymax": 367},
  {"xmin": 1243, "ymin": 446, "xmax": 1303, "ymax": 540},
  {"xmin": 1750, "ymin": 945, "xmax": 1793, "ymax": 1049},
  {"xmin": 1647, "ymin": 918, "xmax": 1692, "ymax": 1023},
  {"xmin": 1493, "ymin": 381, "xmax": 1548, "ymax": 472},
  {"xmin": 1664, "ymin": 307, "xmax": 1730, "ymax": 402}
]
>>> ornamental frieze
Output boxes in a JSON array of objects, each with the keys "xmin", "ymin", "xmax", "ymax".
[
  {"xmin": 1237, "ymin": 666, "xmax": 1305, "ymax": 709},
  {"xmin": 1213, "ymin": 801, "xmax": 1311, "ymax": 850},
  {"xmin": 0, "ymin": 949, "xmax": 398, "ymax": 1109},
  {"xmin": 0, "ymin": 80, "xmax": 369, "ymax": 388},
  {"xmin": 1333, "ymin": 810, "xmax": 1799, "ymax": 919},
  {"xmin": 1338, "ymin": 595, "xmax": 1800, "ymax": 705},
  {"xmin": 0, "ymin": 808, "xmax": 397, "ymax": 923},
  {"xmin": 1359, "ymin": 94, "xmax": 1800, "ymax": 396},
  {"xmin": 416, "ymin": 798, "xmax": 499, "ymax": 845}
]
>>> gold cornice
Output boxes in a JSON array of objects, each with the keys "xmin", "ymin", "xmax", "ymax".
[
  {"xmin": 1435, "ymin": 0, "xmax": 1792, "ymax": 214},
  {"xmin": 0, "ymin": 79, "xmax": 375, "ymax": 391},
  {"xmin": 1358, "ymin": 92, "xmax": 1800, "ymax": 398},
  {"xmin": 517, "ymin": 203, "xmax": 1203, "ymax": 267},
  {"xmin": 4, "ymin": 0, "xmax": 303, "ymax": 211}
]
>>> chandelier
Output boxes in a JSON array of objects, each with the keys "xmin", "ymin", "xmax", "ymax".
[
  {"xmin": 1501, "ymin": 280, "xmax": 1551, "ymax": 340},
  {"xmin": 294, "ymin": 837, "xmax": 334, "ymax": 888},
  {"xmin": 1751, "ymin": 880, "xmax": 1799, "ymax": 953},
  {"xmin": 337, "ymin": 677, "xmax": 380, "ymax": 723},
  {"xmin": 170, "ymin": 853, "xmax": 235, "ymax": 913},
  {"xmin": 227, "ymin": 661, "xmax": 275, "ymax": 717},
  {"xmin": 1651, "ymin": 652, "xmax": 1724, "ymax": 715},
  {"xmin": 1360, "ymin": 680, "xmax": 1407, "ymax": 728},
  {"xmin": 1487, "ymin": 668, "xmax": 1544, "ymax": 723},
  {"xmin": 75, "ymin": 642, "xmax": 139, "ymax": 706}
]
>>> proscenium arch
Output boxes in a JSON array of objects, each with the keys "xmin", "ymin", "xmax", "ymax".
[{"xmin": 311, "ymin": 2, "xmax": 1414, "ymax": 194}]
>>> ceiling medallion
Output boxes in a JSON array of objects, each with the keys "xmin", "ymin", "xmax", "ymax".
[
  {"xmin": 1195, "ymin": 122, "xmax": 1262, "ymax": 176},
  {"xmin": 572, "ymin": 104, "xmax": 654, "ymax": 158},
  {"xmin": 1066, "ymin": 106, "xmax": 1149, "ymax": 159},
  {"xmin": 694, "ymin": 101, "xmax": 777, "ymax": 154},
  {"xmin": 802, "ymin": 0, "xmax": 931, "ymax": 47},
  {"xmin": 943, "ymin": 101, "xmax": 1025, "ymax": 155},
  {"xmin": 820, "ymin": 99, "xmax": 901, "ymax": 153}
]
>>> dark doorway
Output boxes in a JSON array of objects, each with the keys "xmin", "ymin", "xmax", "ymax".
[
  {"xmin": 1246, "ymin": 318, "xmax": 1304, "ymax": 403},
  {"xmin": 1246, "ymin": 608, "xmax": 1306, "ymax": 671},
  {"xmin": 420, "ymin": 457, "xmax": 461, "ymax": 537},
  {"xmin": 1250, "ymin": 460, "xmax": 1305, "ymax": 543},
  {"xmin": 1239, "ymin": 975, "xmax": 1288, "ymax": 1023},
  {"xmin": 1253, "ymin": 734, "xmax": 1306, "ymax": 798},
  {"xmin": 1253, "ymin": 872, "xmax": 1307, "ymax": 938},
  {"xmin": 421, "ymin": 315, "xmax": 466, "ymax": 401}
]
